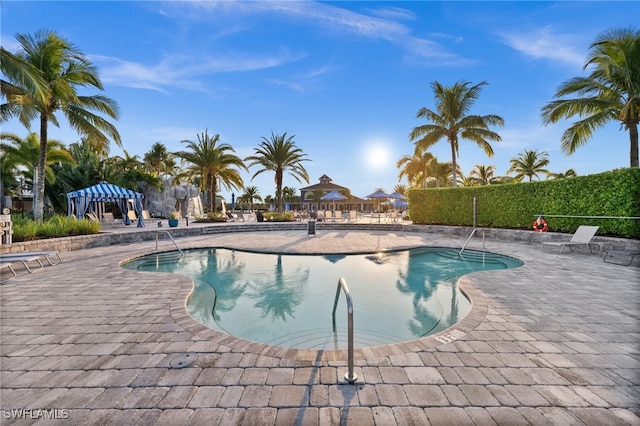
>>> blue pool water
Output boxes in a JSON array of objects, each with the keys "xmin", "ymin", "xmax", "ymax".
[{"xmin": 123, "ymin": 247, "xmax": 522, "ymax": 349}]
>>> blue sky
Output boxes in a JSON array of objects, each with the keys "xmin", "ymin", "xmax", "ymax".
[{"xmin": 2, "ymin": 1, "xmax": 638, "ymax": 202}]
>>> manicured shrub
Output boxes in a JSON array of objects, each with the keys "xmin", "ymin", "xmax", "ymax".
[
  {"xmin": 263, "ymin": 212, "xmax": 294, "ymax": 222},
  {"xmin": 194, "ymin": 213, "xmax": 228, "ymax": 223},
  {"xmin": 409, "ymin": 168, "xmax": 640, "ymax": 239},
  {"xmin": 11, "ymin": 215, "xmax": 101, "ymax": 242}
]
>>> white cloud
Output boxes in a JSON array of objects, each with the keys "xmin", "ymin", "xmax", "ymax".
[
  {"xmin": 91, "ymin": 49, "xmax": 306, "ymax": 93},
  {"xmin": 499, "ymin": 26, "xmax": 586, "ymax": 68},
  {"xmin": 172, "ymin": 1, "xmax": 469, "ymax": 65}
]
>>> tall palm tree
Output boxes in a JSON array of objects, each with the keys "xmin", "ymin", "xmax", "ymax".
[
  {"xmin": 175, "ymin": 130, "xmax": 246, "ymax": 213},
  {"xmin": 245, "ymin": 132, "xmax": 310, "ymax": 212},
  {"xmin": 507, "ymin": 149, "xmax": 550, "ymax": 182},
  {"xmin": 541, "ymin": 28, "xmax": 640, "ymax": 168},
  {"xmin": 1, "ymin": 29, "xmax": 121, "ymax": 221},
  {"xmin": 468, "ymin": 164, "xmax": 497, "ymax": 186},
  {"xmin": 241, "ymin": 186, "xmax": 262, "ymax": 211},
  {"xmin": 409, "ymin": 80, "xmax": 504, "ymax": 186}
]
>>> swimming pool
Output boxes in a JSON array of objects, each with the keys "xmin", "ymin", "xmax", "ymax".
[{"xmin": 124, "ymin": 247, "xmax": 522, "ymax": 349}]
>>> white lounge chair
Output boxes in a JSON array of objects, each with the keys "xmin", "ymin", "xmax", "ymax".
[
  {"xmin": 1, "ymin": 262, "xmax": 16, "ymax": 282},
  {"xmin": 348, "ymin": 210, "xmax": 358, "ymax": 222},
  {"xmin": 0, "ymin": 255, "xmax": 44, "ymax": 272},
  {"xmin": 2, "ymin": 250, "xmax": 62, "ymax": 268},
  {"xmin": 541, "ymin": 226, "xmax": 600, "ymax": 254}
]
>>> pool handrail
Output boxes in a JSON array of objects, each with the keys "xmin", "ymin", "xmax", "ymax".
[
  {"xmin": 332, "ymin": 277, "xmax": 357, "ymax": 384},
  {"xmin": 155, "ymin": 230, "xmax": 184, "ymax": 256}
]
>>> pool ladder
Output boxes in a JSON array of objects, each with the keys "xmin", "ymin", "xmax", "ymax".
[{"xmin": 332, "ymin": 278, "xmax": 357, "ymax": 384}]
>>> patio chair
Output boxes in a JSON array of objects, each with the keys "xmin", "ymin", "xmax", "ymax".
[
  {"xmin": 0, "ymin": 254, "xmax": 45, "ymax": 273},
  {"xmin": 334, "ymin": 210, "xmax": 343, "ymax": 222},
  {"xmin": 1, "ymin": 262, "xmax": 16, "ymax": 282},
  {"xmin": 3, "ymin": 250, "xmax": 61, "ymax": 266},
  {"xmin": 603, "ymin": 249, "xmax": 640, "ymax": 266},
  {"xmin": 541, "ymin": 226, "xmax": 600, "ymax": 254},
  {"xmin": 348, "ymin": 210, "xmax": 358, "ymax": 222},
  {"xmin": 85, "ymin": 212, "xmax": 100, "ymax": 222},
  {"xmin": 102, "ymin": 212, "xmax": 124, "ymax": 227}
]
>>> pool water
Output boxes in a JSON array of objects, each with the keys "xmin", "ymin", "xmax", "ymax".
[{"xmin": 123, "ymin": 247, "xmax": 522, "ymax": 349}]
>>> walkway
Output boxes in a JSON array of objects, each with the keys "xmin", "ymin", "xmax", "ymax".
[{"xmin": 1, "ymin": 228, "xmax": 638, "ymax": 425}]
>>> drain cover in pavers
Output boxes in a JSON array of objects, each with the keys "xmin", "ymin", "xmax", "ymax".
[{"xmin": 170, "ymin": 352, "xmax": 197, "ymax": 368}]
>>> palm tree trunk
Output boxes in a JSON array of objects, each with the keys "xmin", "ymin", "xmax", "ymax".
[
  {"xmin": 276, "ymin": 169, "xmax": 283, "ymax": 212},
  {"xmin": 210, "ymin": 175, "xmax": 217, "ymax": 213},
  {"xmin": 630, "ymin": 122, "xmax": 639, "ymax": 168},
  {"xmin": 450, "ymin": 142, "xmax": 458, "ymax": 187},
  {"xmin": 34, "ymin": 114, "xmax": 48, "ymax": 222}
]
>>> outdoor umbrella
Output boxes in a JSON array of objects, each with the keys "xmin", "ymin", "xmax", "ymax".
[
  {"xmin": 366, "ymin": 190, "xmax": 390, "ymax": 223},
  {"xmin": 320, "ymin": 190, "xmax": 347, "ymax": 220},
  {"xmin": 388, "ymin": 192, "xmax": 408, "ymax": 210},
  {"xmin": 388, "ymin": 191, "xmax": 407, "ymax": 200}
]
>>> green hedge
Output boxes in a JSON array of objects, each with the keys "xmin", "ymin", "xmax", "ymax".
[{"xmin": 408, "ymin": 168, "xmax": 640, "ymax": 239}]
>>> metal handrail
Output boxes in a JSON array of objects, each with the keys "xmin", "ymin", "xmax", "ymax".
[
  {"xmin": 459, "ymin": 228, "xmax": 478, "ymax": 255},
  {"xmin": 332, "ymin": 277, "xmax": 357, "ymax": 384},
  {"xmin": 155, "ymin": 230, "xmax": 184, "ymax": 256}
]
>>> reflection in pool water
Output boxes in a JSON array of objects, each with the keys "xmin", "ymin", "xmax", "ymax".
[{"xmin": 124, "ymin": 247, "xmax": 522, "ymax": 349}]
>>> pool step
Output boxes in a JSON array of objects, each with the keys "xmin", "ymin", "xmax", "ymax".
[
  {"xmin": 135, "ymin": 252, "xmax": 183, "ymax": 268},
  {"xmin": 436, "ymin": 249, "xmax": 508, "ymax": 266},
  {"xmin": 266, "ymin": 327, "xmax": 400, "ymax": 350}
]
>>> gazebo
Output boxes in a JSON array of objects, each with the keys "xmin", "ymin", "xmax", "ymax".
[{"xmin": 67, "ymin": 181, "xmax": 145, "ymax": 227}]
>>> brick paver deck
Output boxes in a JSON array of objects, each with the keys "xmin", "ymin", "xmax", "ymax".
[{"xmin": 1, "ymin": 226, "xmax": 638, "ymax": 425}]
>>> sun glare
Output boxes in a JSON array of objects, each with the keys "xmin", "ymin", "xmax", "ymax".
[{"xmin": 365, "ymin": 143, "xmax": 391, "ymax": 168}]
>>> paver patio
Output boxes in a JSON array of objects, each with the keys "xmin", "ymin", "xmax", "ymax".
[{"xmin": 0, "ymin": 226, "xmax": 638, "ymax": 425}]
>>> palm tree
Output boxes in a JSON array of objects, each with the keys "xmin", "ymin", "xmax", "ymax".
[
  {"xmin": 1, "ymin": 29, "xmax": 121, "ymax": 221},
  {"xmin": 397, "ymin": 150, "xmax": 436, "ymax": 188},
  {"xmin": 143, "ymin": 142, "xmax": 176, "ymax": 177},
  {"xmin": 282, "ymin": 186, "xmax": 297, "ymax": 209},
  {"xmin": 409, "ymin": 80, "xmax": 504, "ymax": 186},
  {"xmin": 468, "ymin": 164, "xmax": 497, "ymax": 186},
  {"xmin": 1, "ymin": 132, "xmax": 75, "ymax": 189},
  {"xmin": 427, "ymin": 158, "xmax": 461, "ymax": 188},
  {"xmin": 48, "ymin": 139, "xmax": 107, "ymax": 206},
  {"xmin": 241, "ymin": 186, "xmax": 262, "ymax": 211},
  {"xmin": 104, "ymin": 150, "xmax": 160, "ymax": 194},
  {"xmin": 245, "ymin": 132, "xmax": 310, "ymax": 212},
  {"xmin": 541, "ymin": 28, "xmax": 640, "ymax": 168},
  {"xmin": 507, "ymin": 149, "xmax": 550, "ymax": 182},
  {"xmin": 393, "ymin": 184, "xmax": 408, "ymax": 195},
  {"xmin": 175, "ymin": 130, "xmax": 246, "ymax": 213},
  {"xmin": 549, "ymin": 169, "xmax": 578, "ymax": 179},
  {"xmin": 263, "ymin": 195, "xmax": 275, "ymax": 210}
]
